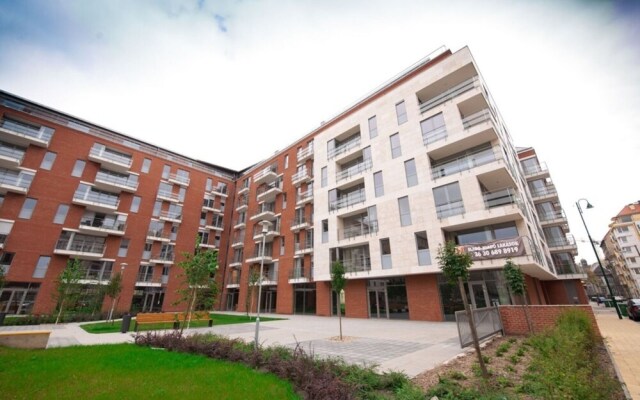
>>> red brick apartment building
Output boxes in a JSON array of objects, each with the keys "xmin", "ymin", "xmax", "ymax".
[{"xmin": 0, "ymin": 46, "xmax": 587, "ymax": 321}]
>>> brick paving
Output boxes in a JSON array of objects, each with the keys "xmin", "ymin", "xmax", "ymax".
[{"xmin": 594, "ymin": 305, "xmax": 640, "ymax": 399}]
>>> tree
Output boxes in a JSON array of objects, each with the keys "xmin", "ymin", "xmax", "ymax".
[
  {"xmin": 503, "ymin": 259, "xmax": 533, "ymax": 334},
  {"xmin": 437, "ymin": 241, "xmax": 489, "ymax": 379},
  {"xmin": 55, "ymin": 258, "xmax": 83, "ymax": 324},
  {"xmin": 330, "ymin": 261, "xmax": 346, "ymax": 341},
  {"xmin": 104, "ymin": 270, "xmax": 124, "ymax": 324},
  {"xmin": 245, "ymin": 268, "xmax": 260, "ymax": 317},
  {"xmin": 175, "ymin": 237, "xmax": 219, "ymax": 332},
  {"xmin": 0, "ymin": 261, "xmax": 6, "ymax": 292}
]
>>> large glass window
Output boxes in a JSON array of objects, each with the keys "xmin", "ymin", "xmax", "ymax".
[
  {"xmin": 162, "ymin": 165, "xmax": 171, "ymax": 179},
  {"xmin": 380, "ymin": 238, "xmax": 392, "ymax": 269},
  {"xmin": 19, "ymin": 198, "xmax": 37, "ymax": 219},
  {"xmin": 395, "ymin": 101, "xmax": 407, "ymax": 125},
  {"xmin": 33, "ymin": 256, "xmax": 51, "ymax": 278},
  {"xmin": 390, "ymin": 133, "xmax": 402, "ymax": 158},
  {"xmin": 420, "ymin": 112, "xmax": 446, "ymax": 144},
  {"xmin": 433, "ymin": 182, "xmax": 463, "ymax": 218},
  {"xmin": 71, "ymin": 160, "xmax": 86, "ymax": 177},
  {"xmin": 398, "ymin": 196, "xmax": 412, "ymax": 226},
  {"xmin": 321, "ymin": 167, "xmax": 327, "ymax": 188},
  {"xmin": 130, "ymin": 196, "xmax": 141, "ymax": 213},
  {"xmin": 415, "ymin": 231, "xmax": 431, "ymax": 266},
  {"xmin": 40, "ymin": 151, "xmax": 57, "ymax": 170},
  {"xmin": 368, "ymin": 116, "xmax": 378, "ymax": 138},
  {"xmin": 53, "ymin": 204, "xmax": 70, "ymax": 224},
  {"xmin": 452, "ymin": 222, "xmax": 519, "ymax": 245},
  {"xmin": 141, "ymin": 158, "xmax": 152, "ymax": 173},
  {"xmin": 404, "ymin": 159, "xmax": 418, "ymax": 187},
  {"xmin": 374, "ymin": 171, "xmax": 384, "ymax": 197},
  {"xmin": 118, "ymin": 238, "xmax": 130, "ymax": 257}
]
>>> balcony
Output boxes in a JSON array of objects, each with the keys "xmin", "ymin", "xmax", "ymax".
[
  {"xmin": 250, "ymin": 203, "xmax": 276, "ymax": 221},
  {"xmin": 136, "ymin": 273, "xmax": 163, "ymax": 287},
  {"xmin": 291, "ymin": 168, "xmax": 312, "ymax": 186},
  {"xmin": 483, "ymin": 188, "xmax": 520, "ymax": 209},
  {"xmin": 88, "ymin": 144, "xmax": 133, "ymax": 172},
  {"xmin": 436, "ymin": 200, "xmax": 465, "ymax": 219},
  {"xmin": 328, "ymin": 135, "xmax": 361, "ymax": 160},
  {"xmin": 146, "ymin": 229, "xmax": 171, "ymax": 242},
  {"xmin": 159, "ymin": 210, "xmax": 182, "ymax": 223},
  {"xmin": 288, "ymin": 267, "xmax": 312, "ymax": 283},
  {"xmin": 297, "ymin": 143, "xmax": 314, "ymax": 164},
  {"xmin": 419, "ymin": 76, "xmax": 480, "ymax": 114},
  {"xmin": 73, "ymin": 184, "xmax": 119, "ymax": 212},
  {"xmin": 157, "ymin": 189, "xmax": 181, "ymax": 203},
  {"xmin": 336, "ymin": 158, "xmax": 372, "ymax": 183},
  {"xmin": 0, "ymin": 219, "xmax": 14, "ymax": 249},
  {"xmin": 522, "ymin": 162, "xmax": 549, "ymax": 179},
  {"xmin": 237, "ymin": 184, "xmax": 250, "ymax": 195},
  {"xmin": 340, "ymin": 220, "xmax": 378, "ymax": 240},
  {"xmin": 231, "ymin": 231, "xmax": 245, "ymax": 248},
  {"xmin": 233, "ymin": 218, "xmax": 246, "ymax": 230},
  {"xmin": 149, "ymin": 252, "xmax": 175, "ymax": 264},
  {"xmin": 296, "ymin": 188, "xmax": 314, "ymax": 205},
  {"xmin": 342, "ymin": 256, "xmax": 371, "ymax": 273},
  {"xmin": 0, "ymin": 117, "xmax": 54, "ymax": 148},
  {"xmin": 168, "ymin": 173, "xmax": 190, "ymax": 187},
  {"xmin": 246, "ymin": 248, "xmax": 274, "ymax": 264},
  {"xmin": 235, "ymin": 196, "xmax": 248, "ymax": 211},
  {"xmin": 257, "ymin": 268, "xmax": 278, "ymax": 286},
  {"xmin": 431, "ymin": 145, "xmax": 498, "ymax": 180},
  {"xmin": 253, "ymin": 166, "xmax": 278, "ymax": 185},
  {"xmin": 330, "ymin": 188, "xmax": 366, "ymax": 212},
  {"xmin": 0, "ymin": 141, "xmax": 26, "ymax": 168},
  {"xmin": 294, "ymin": 242, "xmax": 313, "ymax": 256},
  {"xmin": 79, "ymin": 213, "xmax": 127, "ymax": 236},
  {"xmin": 94, "ymin": 170, "xmax": 139, "ymax": 193},
  {"xmin": 253, "ymin": 222, "xmax": 280, "ymax": 241},
  {"xmin": 226, "ymin": 274, "xmax": 241, "ymax": 288},
  {"xmin": 257, "ymin": 180, "xmax": 283, "ymax": 203},
  {"xmin": 547, "ymin": 234, "xmax": 578, "ymax": 253},
  {"xmin": 54, "ymin": 234, "xmax": 105, "ymax": 259},
  {"xmin": 198, "ymin": 240, "xmax": 217, "ymax": 249},
  {"xmin": 530, "ymin": 185, "xmax": 558, "ymax": 202},
  {"xmin": 205, "ymin": 221, "xmax": 225, "ymax": 231},
  {"xmin": 0, "ymin": 168, "xmax": 34, "ymax": 195},
  {"xmin": 202, "ymin": 199, "xmax": 221, "ymax": 213},
  {"xmin": 462, "ymin": 109, "xmax": 493, "ymax": 130},
  {"xmin": 228, "ymin": 260, "xmax": 243, "ymax": 268},
  {"xmin": 211, "ymin": 184, "xmax": 228, "ymax": 197},
  {"xmin": 422, "ymin": 125, "xmax": 447, "ymax": 146},
  {"xmin": 291, "ymin": 217, "xmax": 311, "ymax": 231}
]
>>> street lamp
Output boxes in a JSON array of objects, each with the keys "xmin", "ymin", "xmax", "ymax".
[
  {"xmin": 254, "ymin": 220, "xmax": 271, "ymax": 350},
  {"xmin": 576, "ymin": 199, "xmax": 622, "ymax": 319}
]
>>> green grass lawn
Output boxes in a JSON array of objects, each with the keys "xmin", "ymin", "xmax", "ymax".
[
  {"xmin": 81, "ymin": 313, "xmax": 284, "ymax": 334},
  {"xmin": 0, "ymin": 344, "xmax": 298, "ymax": 400}
]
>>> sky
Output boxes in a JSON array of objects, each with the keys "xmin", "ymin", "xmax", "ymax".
[{"xmin": 0, "ymin": 0, "xmax": 638, "ymax": 264}]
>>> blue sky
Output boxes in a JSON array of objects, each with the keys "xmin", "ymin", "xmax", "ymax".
[{"xmin": 0, "ymin": 0, "xmax": 639, "ymax": 263}]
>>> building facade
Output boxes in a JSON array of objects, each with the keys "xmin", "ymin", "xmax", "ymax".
[
  {"xmin": 600, "ymin": 201, "xmax": 640, "ymax": 298},
  {"xmin": 0, "ymin": 46, "xmax": 587, "ymax": 320}
]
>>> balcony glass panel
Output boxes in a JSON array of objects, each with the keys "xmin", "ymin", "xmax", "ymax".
[
  {"xmin": 74, "ymin": 184, "xmax": 119, "ymax": 207},
  {"xmin": 0, "ymin": 141, "xmax": 26, "ymax": 162},
  {"xmin": 90, "ymin": 144, "xmax": 132, "ymax": 166},
  {"xmin": 336, "ymin": 158, "xmax": 372, "ymax": 182},
  {"xmin": 330, "ymin": 187, "xmax": 365, "ymax": 211},
  {"xmin": 328, "ymin": 134, "xmax": 361, "ymax": 159},
  {"xmin": 0, "ymin": 117, "xmax": 54, "ymax": 143},
  {"xmin": 0, "ymin": 167, "xmax": 34, "ymax": 190},
  {"xmin": 431, "ymin": 144, "xmax": 497, "ymax": 179},
  {"xmin": 96, "ymin": 169, "xmax": 138, "ymax": 190}
]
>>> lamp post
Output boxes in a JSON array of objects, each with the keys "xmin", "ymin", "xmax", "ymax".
[
  {"xmin": 576, "ymin": 199, "xmax": 622, "ymax": 319},
  {"xmin": 254, "ymin": 220, "xmax": 271, "ymax": 350}
]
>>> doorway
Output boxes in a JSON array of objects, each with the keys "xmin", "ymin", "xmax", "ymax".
[
  {"xmin": 368, "ymin": 288, "xmax": 389, "ymax": 319},
  {"xmin": 225, "ymin": 289, "xmax": 239, "ymax": 311},
  {"xmin": 260, "ymin": 288, "xmax": 277, "ymax": 313},
  {"xmin": 467, "ymin": 281, "xmax": 490, "ymax": 309},
  {"xmin": 142, "ymin": 290, "xmax": 164, "ymax": 312}
]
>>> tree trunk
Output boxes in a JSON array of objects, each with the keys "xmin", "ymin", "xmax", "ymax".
[
  {"xmin": 523, "ymin": 295, "xmax": 534, "ymax": 334},
  {"xmin": 55, "ymin": 298, "xmax": 65, "ymax": 325},
  {"xmin": 458, "ymin": 277, "xmax": 489, "ymax": 378},
  {"xmin": 108, "ymin": 297, "xmax": 116, "ymax": 324},
  {"xmin": 338, "ymin": 291, "xmax": 343, "ymax": 340}
]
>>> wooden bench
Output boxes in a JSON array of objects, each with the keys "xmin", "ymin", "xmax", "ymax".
[
  {"xmin": 0, "ymin": 330, "xmax": 51, "ymax": 349},
  {"xmin": 134, "ymin": 312, "xmax": 213, "ymax": 332}
]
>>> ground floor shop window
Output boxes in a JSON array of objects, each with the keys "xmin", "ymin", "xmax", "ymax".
[
  {"xmin": 366, "ymin": 278, "xmax": 408, "ymax": 319},
  {"xmin": 0, "ymin": 283, "xmax": 39, "ymax": 315},
  {"xmin": 294, "ymin": 283, "xmax": 316, "ymax": 314},
  {"xmin": 438, "ymin": 270, "xmax": 512, "ymax": 321},
  {"xmin": 131, "ymin": 287, "xmax": 165, "ymax": 313}
]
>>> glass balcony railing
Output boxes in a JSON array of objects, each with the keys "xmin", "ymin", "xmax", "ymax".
[
  {"xmin": 341, "ymin": 220, "xmax": 378, "ymax": 240},
  {"xmin": 539, "ymin": 209, "xmax": 566, "ymax": 222},
  {"xmin": 483, "ymin": 188, "xmax": 519, "ymax": 209},
  {"xmin": 328, "ymin": 136, "xmax": 361, "ymax": 159},
  {"xmin": 289, "ymin": 267, "xmax": 313, "ymax": 280},
  {"xmin": 547, "ymin": 234, "xmax": 576, "ymax": 248},
  {"xmin": 461, "ymin": 109, "xmax": 493, "ymax": 130},
  {"xmin": 0, "ymin": 168, "xmax": 34, "ymax": 191},
  {"xmin": 336, "ymin": 158, "xmax": 372, "ymax": 182},
  {"xmin": 95, "ymin": 170, "xmax": 138, "ymax": 190},
  {"xmin": 436, "ymin": 200, "xmax": 465, "ymax": 219},
  {"xmin": 341, "ymin": 256, "xmax": 371, "ymax": 273},
  {"xmin": 55, "ymin": 238, "xmax": 105, "ymax": 254},
  {"xmin": 159, "ymin": 211, "xmax": 182, "ymax": 221},
  {"xmin": 89, "ymin": 144, "xmax": 132, "ymax": 168},
  {"xmin": 330, "ymin": 188, "xmax": 366, "ymax": 211},
  {"xmin": 297, "ymin": 144, "xmax": 314, "ymax": 161},
  {"xmin": 73, "ymin": 186, "xmax": 119, "ymax": 208},
  {"xmin": 0, "ymin": 118, "xmax": 54, "ymax": 144},
  {"xmin": 530, "ymin": 185, "xmax": 557, "ymax": 198},
  {"xmin": 151, "ymin": 252, "xmax": 175, "ymax": 262},
  {"xmin": 419, "ymin": 76, "xmax": 479, "ymax": 113},
  {"xmin": 168, "ymin": 173, "xmax": 190, "ymax": 186},
  {"xmin": 296, "ymin": 189, "xmax": 313, "ymax": 204},
  {"xmin": 422, "ymin": 125, "xmax": 447, "ymax": 145},
  {"xmin": 227, "ymin": 274, "xmax": 241, "ymax": 285},
  {"xmin": 522, "ymin": 162, "xmax": 549, "ymax": 177},
  {"xmin": 291, "ymin": 168, "xmax": 311, "ymax": 184},
  {"xmin": 0, "ymin": 142, "xmax": 26, "ymax": 163},
  {"xmin": 80, "ymin": 216, "xmax": 126, "ymax": 233},
  {"xmin": 431, "ymin": 146, "xmax": 498, "ymax": 179}
]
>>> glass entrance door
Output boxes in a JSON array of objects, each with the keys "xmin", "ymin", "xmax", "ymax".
[
  {"xmin": 368, "ymin": 289, "xmax": 389, "ymax": 318},
  {"xmin": 261, "ymin": 290, "xmax": 276, "ymax": 313},
  {"xmin": 142, "ymin": 290, "xmax": 164, "ymax": 312},
  {"xmin": 468, "ymin": 281, "xmax": 490, "ymax": 309}
]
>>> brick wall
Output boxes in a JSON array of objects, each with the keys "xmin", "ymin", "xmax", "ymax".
[
  {"xmin": 345, "ymin": 279, "xmax": 368, "ymax": 318},
  {"xmin": 499, "ymin": 305, "xmax": 600, "ymax": 336},
  {"xmin": 406, "ymin": 274, "xmax": 443, "ymax": 321},
  {"xmin": 316, "ymin": 281, "xmax": 331, "ymax": 317}
]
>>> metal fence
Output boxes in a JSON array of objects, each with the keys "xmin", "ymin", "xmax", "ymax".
[{"xmin": 455, "ymin": 306, "xmax": 503, "ymax": 348}]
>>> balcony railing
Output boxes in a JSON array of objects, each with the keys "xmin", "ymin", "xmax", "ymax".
[
  {"xmin": 297, "ymin": 144, "xmax": 314, "ymax": 161},
  {"xmin": 483, "ymin": 188, "xmax": 519, "ymax": 209},
  {"xmin": 336, "ymin": 158, "xmax": 372, "ymax": 182},
  {"xmin": 253, "ymin": 223, "xmax": 280, "ymax": 237},
  {"xmin": 146, "ymin": 229, "xmax": 170, "ymax": 240},
  {"xmin": 539, "ymin": 210, "xmax": 566, "ymax": 222},
  {"xmin": 547, "ymin": 234, "xmax": 576, "ymax": 249},
  {"xmin": 55, "ymin": 238, "xmax": 106, "ymax": 255},
  {"xmin": 419, "ymin": 76, "xmax": 479, "ymax": 113},
  {"xmin": 253, "ymin": 166, "xmax": 278, "ymax": 183},
  {"xmin": 291, "ymin": 168, "xmax": 312, "ymax": 185},
  {"xmin": 523, "ymin": 162, "xmax": 549, "ymax": 177},
  {"xmin": 150, "ymin": 252, "xmax": 175, "ymax": 263},
  {"xmin": 159, "ymin": 211, "xmax": 182, "ymax": 221},
  {"xmin": 95, "ymin": 170, "xmax": 139, "ymax": 191},
  {"xmin": 251, "ymin": 203, "xmax": 276, "ymax": 219},
  {"xmin": 157, "ymin": 190, "xmax": 181, "ymax": 203},
  {"xmin": 436, "ymin": 200, "xmax": 465, "ymax": 219},
  {"xmin": 530, "ymin": 185, "xmax": 557, "ymax": 198},
  {"xmin": 554, "ymin": 261, "xmax": 579, "ymax": 275},
  {"xmin": 422, "ymin": 125, "xmax": 447, "ymax": 145},
  {"xmin": 291, "ymin": 217, "xmax": 311, "ymax": 230},
  {"xmin": 227, "ymin": 274, "xmax": 241, "ymax": 285},
  {"xmin": 0, "ymin": 118, "xmax": 54, "ymax": 146},
  {"xmin": 89, "ymin": 144, "xmax": 133, "ymax": 168},
  {"xmin": 0, "ymin": 142, "xmax": 25, "ymax": 164},
  {"xmin": 294, "ymin": 242, "xmax": 313, "ymax": 254},
  {"xmin": 136, "ymin": 273, "xmax": 160, "ymax": 284},
  {"xmin": 462, "ymin": 109, "xmax": 493, "ymax": 130},
  {"xmin": 296, "ymin": 189, "xmax": 313, "ymax": 204},
  {"xmin": 342, "ymin": 257, "xmax": 371, "ymax": 273},
  {"xmin": 168, "ymin": 173, "xmax": 190, "ymax": 186},
  {"xmin": 341, "ymin": 220, "xmax": 378, "ymax": 240},
  {"xmin": 431, "ymin": 146, "xmax": 498, "ymax": 179},
  {"xmin": 328, "ymin": 136, "xmax": 361, "ymax": 160},
  {"xmin": 0, "ymin": 168, "xmax": 34, "ymax": 192},
  {"xmin": 289, "ymin": 267, "xmax": 313, "ymax": 280},
  {"xmin": 235, "ymin": 197, "xmax": 248, "ymax": 209},
  {"xmin": 211, "ymin": 185, "xmax": 228, "ymax": 196},
  {"xmin": 257, "ymin": 180, "xmax": 283, "ymax": 197},
  {"xmin": 330, "ymin": 188, "xmax": 366, "ymax": 211},
  {"xmin": 73, "ymin": 187, "xmax": 119, "ymax": 208},
  {"xmin": 80, "ymin": 217, "xmax": 126, "ymax": 233}
]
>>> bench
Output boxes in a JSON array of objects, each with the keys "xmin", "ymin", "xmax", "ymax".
[
  {"xmin": 134, "ymin": 312, "xmax": 213, "ymax": 332},
  {"xmin": 0, "ymin": 330, "xmax": 51, "ymax": 349}
]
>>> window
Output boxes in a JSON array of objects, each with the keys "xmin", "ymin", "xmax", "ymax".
[
  {"xmin": 368, "ymin": 116, "xmax": 378, "ymax": 138},
  {"xmin": 373, "ymin": 171, "xmax": 384, "ymax": 197},
  {"xmin": 33, "ymin": 256, "xmax": 51, "ymax": 278},
  {"xmin": 280, "ymin": 237, "xmax": 285, "ymax": 256},
  {"xmin": 178, "ymin": 187, "xmax": 186, "ymax": 202},
  {"xmin": 629, "ymin": 257, "xmax": 637, "ymax": 264},
  {"xmin": 420, "ymin": 113, "xmax": 446, "ymax": 144},
  {"xmin": 206, "ymin": 178, "xmax": 213, "ymax": 191},
  {"xmin": 620, "ymin": 216, "xmax": 632, "ymax": 223},
  {"xmin": 40, "ymin": 151, "xmax": 56, "ymax": 170},
  {"xmin": 433, "ymin": 182, "xmax": 464, "ymax": 218},
  {"xmin": 19, "ymin": 198, "xmax": 37, "ymax": 219},
  {"xmin": 282, "ymin": 193, "xmax": 287, "ymax": 209},
  {"xmin": 0, "ymin": 252, "xmax": 15, "ymax": 273},
  {"xmin": 284, "ymin": 155, "xmax": 289, "ymax": 169},
  {"xmin": 395, "ymin": 101, "xmax": 407, "ymax": 124},
  {"xmin": 622, "ymin": 246, "xmax": 632, "ymax": 253},
  {"xmin": 118, "ymin": 238, "xmax": 130, "ymax": 257},
  {"xmin": 404, "ymin": 159, "xmax": 418, "ymax": 187},
  {"xmin": 454, "ymin": 222, "xmax": 519, "ymax": 245},
  {"xmin": 322, "ymin": 219, "xmax": 328, "ymax": 243},
  {"xmin": 176, "ymin": 169, "xmax": 189, "ymax": 183},
  {"xmin": 619, "ymin": 236, "xmax": 628, "ymax": 243},
  {"xmin": 390, "ymin": 133, "xmax": 401, "ymax": 158},
  {"xmin": 398, "ymin": 196, "xmax": 412, "ymax": 226},
  {"xmin": 152, "ymin": 200, "xmax": 162, "ymax": 217},
  {"xmin": 141, "ymin": 158, "xmax": 152, "ymax": 173},
  {"xmin": 71, "ymin": 160, "xmax": 86, "ymax": 177},
  {"xmin": 415, "ymin": 232, "xmax": 431, "ymax": 266},
  {"xmin": 617, "ymin": 226, "xmax": 629, "ymax": 233},
  {"xmin": 162, "ymin": 165, "xmax": 170, "ymax": 179},
  {"xmin": 380, "ymin": 238, "xmax": 392, "ymax": 269},
  {"xmin": 130, "ymin": 196, "xmax": 141, "ymax": 213},
  {"xmin": 321, "ymin": 167, "xmax": 327, "ymax": 188},
  {"xmin": 53, "ymin": 204, "xmax": 69, "ymax": 224}
]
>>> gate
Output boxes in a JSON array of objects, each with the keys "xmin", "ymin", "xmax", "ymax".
[{"xmin": 455, "ymin": 306, "xmax": 503, "ymax": 348}]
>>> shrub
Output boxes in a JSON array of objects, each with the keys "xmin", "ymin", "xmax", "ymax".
[{"xmin": 495, "ymin": 342, "xmax": 511, "ymax": 357}]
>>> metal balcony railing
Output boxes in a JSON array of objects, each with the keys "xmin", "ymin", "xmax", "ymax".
[
  {"xmin": 89, "ymin": 144, "xmax": 132, "ymax": 167},
  {"xmin": 328, "ymin": 136, "xmax": 361, "ymax": 159},
  {"xmin": 330, "ymin": 188, "xmax": 366, "ymax": 211},
  {"xmin": 55, "ymin": 238, "xmax": 105, "ymax": 254},
  {"xmin": 419, "ymin": 76, "xmax": 479, "ymax": 113},
  {"xmin": 431, "ymin": 146, "xmax": 498, "ymax": 179},
  {"xmin": 336, "ymin": 158, "xmax": 372, "ymax": 182},
  {"xmin": 0, "ymin": 118, "xmax": 54, "ymax": 143},
  {"xmin": 95, "ymin": 170, "xmax": 138, "ymax": 190}
]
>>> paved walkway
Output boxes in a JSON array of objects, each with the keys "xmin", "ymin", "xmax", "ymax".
[
  {"xmin": 0, "ymin": 313, "xmax": 463, "ymax": 377},
  {"xmin": 593, "ymin": 304, "xmax": 640, "ymax": 399}
]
